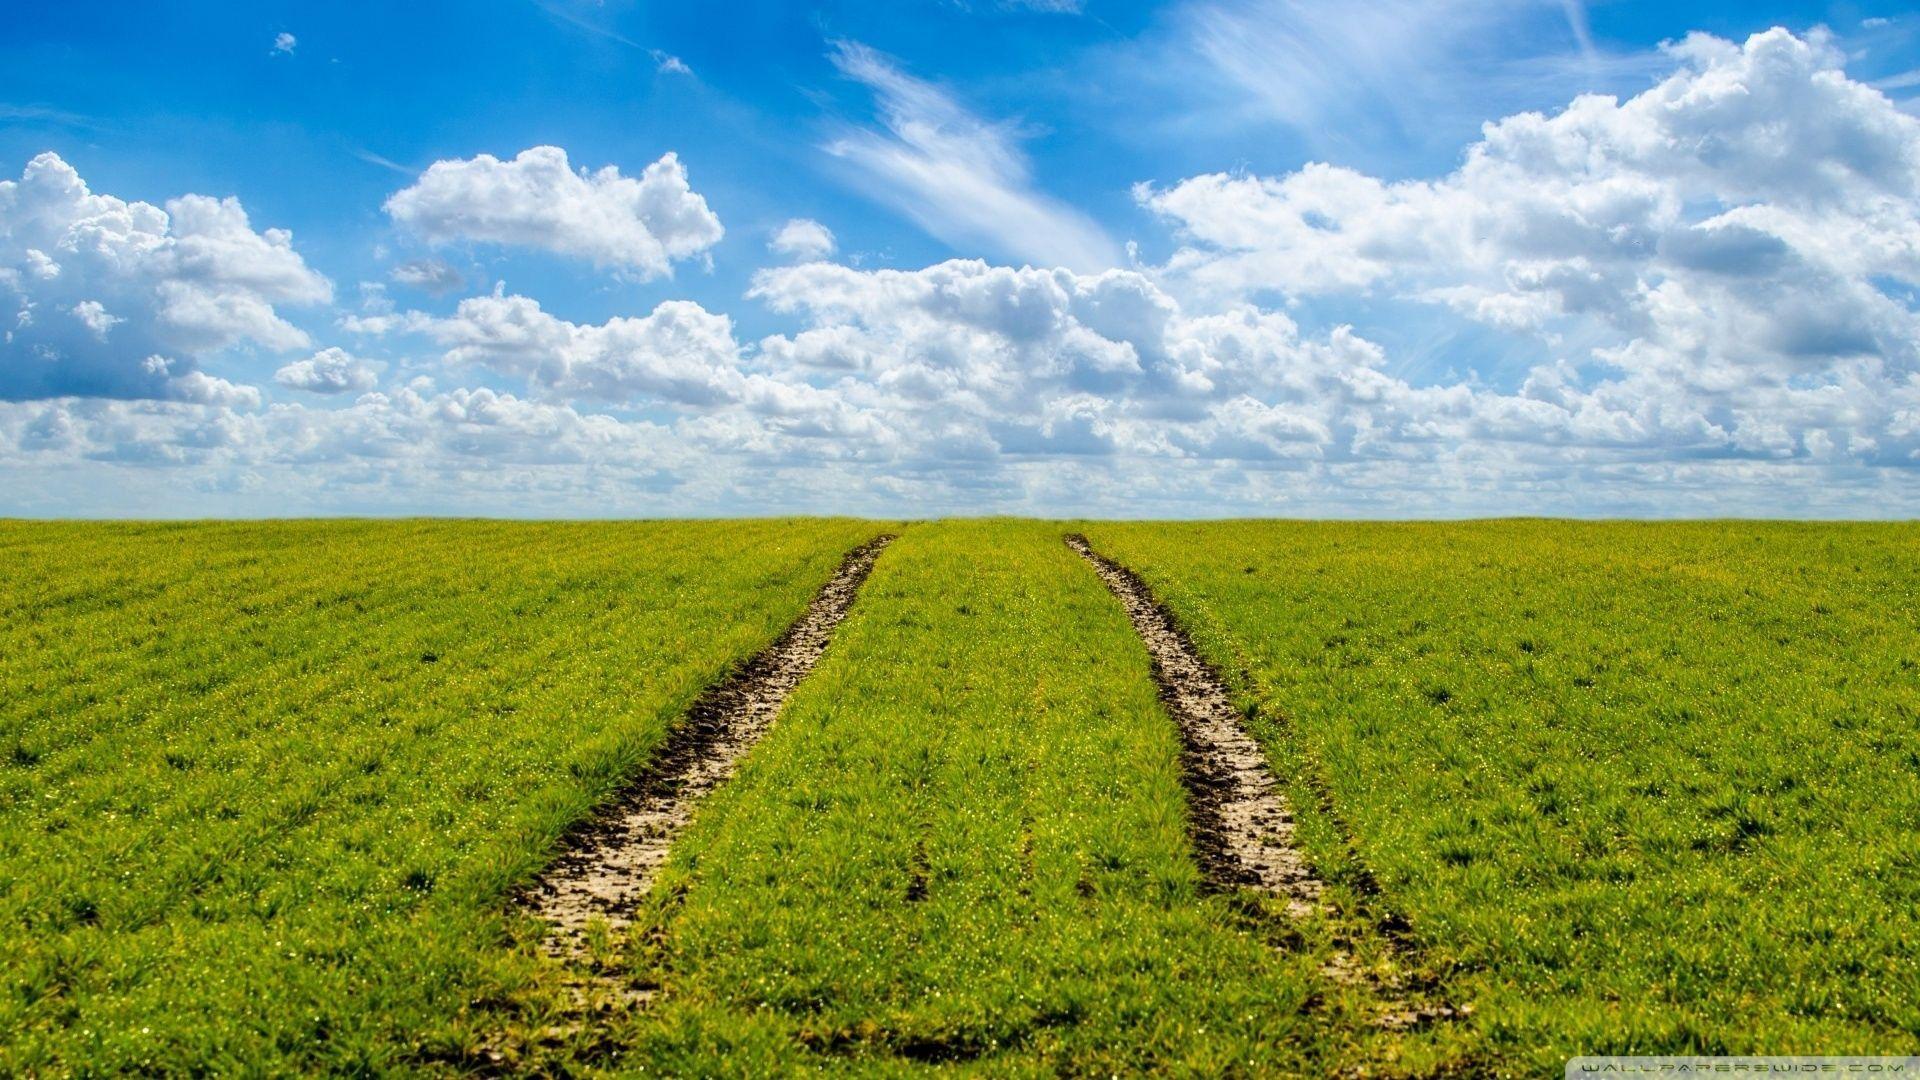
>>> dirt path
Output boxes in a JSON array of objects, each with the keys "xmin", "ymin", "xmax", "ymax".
[
  {"xmin": 1067, "ymin": 535, "xmax": 1465, "ymax": 1036},
  {"xmin": 526, "ymin": 534, "xmax": 895, "ymax": 961},
  {"xmin": 1065, "ymin": 534, "xmax": 1322, "ymax": 917}
]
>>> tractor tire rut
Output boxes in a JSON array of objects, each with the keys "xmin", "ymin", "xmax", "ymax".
[
  {"xmin": 525, "ymin": 533, "xmax": 895, "ymax": 961},
  {"xmin": 1068, "ymin": 534, "xmax": 1465, "ymax": 1035},
  {"xmin": 1066, "ymin": 534, "xmax": 1322, "ymax": 915}
]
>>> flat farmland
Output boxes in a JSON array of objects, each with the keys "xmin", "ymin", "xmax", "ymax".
[
  {"xmin": 1084, "ymin": 520, "xmax": 1920, "ymax": 1071},
  {"xmin": 0, "ymin": 519, "xmax": 880, "ymax": 1074},
  {"xmin": 3, "ymin": 518, "xmax": 1917, "ymax": 1076},
  {"xmin": 572, "ymin": 520, "xmax": 1448, "ymax": 1076}
]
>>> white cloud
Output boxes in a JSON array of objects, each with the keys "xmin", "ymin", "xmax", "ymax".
[
  {"xmin": 652, "ymin": 50, "xmax": 692, "ymax": 76},
  {"xmin": 1172, "ymin": 0, "xmax": 1660, "ymax": 163},
  {"xmin": 422, "ymin": 289, "xmax": 751, "ymax": 406},
  {"xmin": 0, "ymin": 152, "xmax": 328, "ymax": 401},
  {"xmin": 0, "ymin": 385, "xmax": 680, "ymax": 493},
  {"xmin": 19, "ymin": 247, "xmax": 1919, "ymax": 517},
  {"xmin": 1142, "ymin": 27, "xmax": 1920, "ymax": 467},
  {"xmin": 994, "ymin": 0, "xmax": 1084, "ymax": 10},
  {"xmin": 384, "ymin": 146, "xmax": 723, "ymax": 277},
  {"xmin": 769, "ymin": 218, "xmax": 837, "ymax": 261},
  {"xmin": 1186, "ymin": 0, "xmax": 1503, "ymax": 136},
  {"xmin": 825, "ymin": 41, "xmax": 1120, "ymax": 272},
  {"xmin": 9, "ymin": 28, "xmax": 1920, "ymax": 518},
  {"xmin": 389, "ymin": 257, "xmax": 465, "ymax": 295},
  {"xmin": 1878, "ymin": 67, "xmax": 1920, "ymax": 92},
  {"xmin": 275, "ymin": 347, "xmax": 379, "ymax": 395},
  {"xmin": 1560, "ymin": 1, "xmax": 1595, "ymax": 60},
  {"xmin": 745, "ymin": 259, "xmax": 1438, "ymax": 462},
  {"xmin": 404, "ymin": 290, "xmax": 881, "ymax": 443},
  {"xmin": 271, "ymin": 32, "xmax": 296, "ymax": 56},
  {"xmin": 69, "ymin": 299, "xmax": 122, "ymax": 340},
  {"xmin": 167, "ymin": 368, "xmax": 262, "ymax": 409}
]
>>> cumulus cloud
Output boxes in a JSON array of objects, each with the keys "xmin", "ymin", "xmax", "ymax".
[
  {"xmin": 1144, "ymin": 27, "xmax": 1920, "ymax": 467},
  {"xmin": 0, "ymin": 385, "xmax": 683, "ymax": 503},
  {"xmin": 744, "ymin": 258, "xmax": 1558, "ymax": 464},
  {"xmin": 166, "ymin": 367, "xmax": 262, "ymax": 409},
  {"xmin": 30, "ymin": 245, "xmax": 1915, "ymax": 518},
  {"xmin": 769, "ymin": 218, "xmax": 836, "ymax": 261},
  {"xmin": 271, "ymin": 32, "xmax": 296, "ymax": 56},
  {"xmin": 10, "ymin": 27, "xmax": 1920, "ymax": 518},
  {"xmin": 399, "ymin": 288, "xmax": 883, "ymax": 444},
  {"xmin": 0, "ymin": 152, "xmax": 327, "ymax": 402},
  {"xmin": 826, "ymin": 41, "xmax": 1120, "ymax": 272},
  {"xmin": 275, "ymin": 347, "xmax": 378, "ymax": 395},
  {"xmin": 69, "ymin": 300, "xmax": 122, "ymax": 339},
  {"xmin": 422, "ymin": 289, "xmax": 747, "ymax": 405},
  {"xmin": 384, "ymin": 146, "xmax": 723, "ymax": 277}
]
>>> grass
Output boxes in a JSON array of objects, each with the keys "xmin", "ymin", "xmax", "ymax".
[
  {"xmin": 0, "ymin": 519, "xmax": 881, "ymax": 1075},
  {"xmin": 524, "ymin": 520, "xmax": 1451, "ymax": 1076},
  {"xmin": 1082, "ymin": 520, "xmax": 1920, "ymax": 1072},
  {"xmin": 7, "ymin": 517, "xmax": 1916, "ymax": 1075}
]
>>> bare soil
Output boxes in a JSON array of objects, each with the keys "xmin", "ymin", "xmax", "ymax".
[{"xmin": 524, "ymin": 534, "xmax": 895, "ymax": 960}]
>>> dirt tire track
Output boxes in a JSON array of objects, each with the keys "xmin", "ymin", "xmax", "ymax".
[
  {"xmin": 524, "ymin": 533, "xmax": 895, "ymax": 961},
  {"xmin": 1067, "ymin": 534, "xmax": 1464, "ymax": 1037},
  {"xmin": 1066, "ymin": 534, "xmax": 1322, "ymax": 916}
]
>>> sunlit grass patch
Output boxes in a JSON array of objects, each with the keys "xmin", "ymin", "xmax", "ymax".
[
  {"xmin": 1084, "ymin": 520, "xmax": 1920, "ymax": 1072},
  {"xmin": 584, "ymin": 521, "xmax": 1450, "ymax": 1075},
  {"xmin": 0, "ymin": 518, "xmax": 879, "ymax": 1074}
]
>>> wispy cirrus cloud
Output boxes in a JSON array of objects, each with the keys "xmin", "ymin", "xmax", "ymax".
[
  {"xmin": 1560, "ymin": 0, "xmax": 1596, "ymax": 61},
  {"xmin": 1175, "ymin": 0, "xmax": 1658, "ymax": 163},
  {"xmin": 960, "ymin": 0, "xmax": 1086, "ymax": 11},
  {"xmin": 824, "ymin": 40, "xmax": 1121, "ymax": 273},
  {"xmin": 1878, "ymin": 67, "xmax": 1920, "ymax": 91},
  {"xmin": 529, "ymin": 0, "xmax": 640, "ymax": 48},
  {"xmin": 0, "ymin": 102, "xmax": 95, "ymax": 129}
]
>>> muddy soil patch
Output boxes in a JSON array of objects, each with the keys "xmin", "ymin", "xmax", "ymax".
[{"xmin": 524, "ymin": 534, "xmax": 895, "ymax": 962}]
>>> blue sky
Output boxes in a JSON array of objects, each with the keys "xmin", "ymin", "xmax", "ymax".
[{"xmin": 3, "ymin": 1, "xmax": 1919, "ymax": 516}]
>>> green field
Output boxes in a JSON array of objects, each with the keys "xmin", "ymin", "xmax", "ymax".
[
  {"xmin": 0, "ymin": 519, "xmax": 880, "ymax": 1074},
  {"xmin": 4, "ymin": 519, "xmax": 1918, "ymax": 1075},
  {"xmin": 569, "ymin": 520, "xmax": 1448, "ymax": 1075},
  {"xmin": 1085, "ymin": 520, "xmax": 1920, "ymax": 1072}
]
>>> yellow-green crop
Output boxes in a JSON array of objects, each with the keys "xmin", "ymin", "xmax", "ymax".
[
  {"xmin": 0, "ymin": 519, "xmax": 880, "ymax": 1075},
  {"xmin": 8, "ymin": 518, "xmax": 1913, "ymax": 1077},
  {"xmin": 1083, "ymin": 520, "xmax": 1920, "ymax": 1073},
  {"xmin": 556, "ymin": 521, "xmax": 1448, "ymax": 1076}
]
